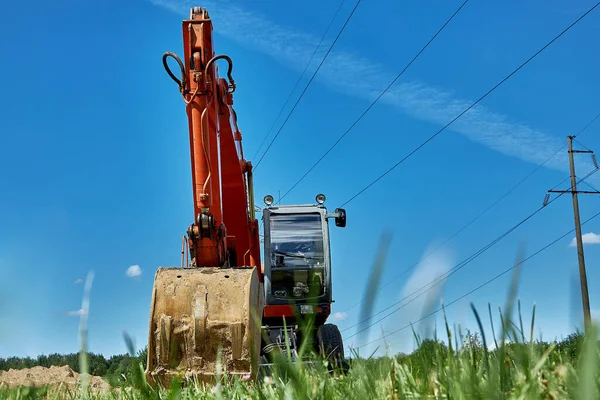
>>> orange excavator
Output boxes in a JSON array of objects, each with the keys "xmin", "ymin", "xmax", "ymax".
[{"xmin": 145, "ymin": 7, "xmax": 347, "ymax": 386}]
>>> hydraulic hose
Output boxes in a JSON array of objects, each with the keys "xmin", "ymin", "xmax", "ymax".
[
  {"xmin": 206, "ymin": 54, "xmax": 236, "ymax": 93},
  {"xmin": 162, "ymin": 52, "xmax": 186, "ymax": 92}
]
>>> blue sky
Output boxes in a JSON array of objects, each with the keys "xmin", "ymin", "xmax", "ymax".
[{"xmin": 1, "ymin": 0, "xmax": 600, "ymax": 358}]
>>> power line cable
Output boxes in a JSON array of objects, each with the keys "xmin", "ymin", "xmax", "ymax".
[
  {"xmin": 253, "ymin": 0, "xmax": 363, "ymax": 170},
  {"xmin": 342, "ymin": 167, "xmax": 599, "ymax": 339},
  {"xmin": 573, "ymin": 137, "xmax": 594, "ymax": 152},
  {"xmin": 340, "ymin": 175, "xmax": 569, "ymax": 317},
  {"xmin": 355, "ymin": 205, "xmax": 600, "ymax": 349},
  {"xmin": 574, "ymin": 138, "xmax": 600, "ymax": 192},
  {"xmin": 342, "ymin": 186, "xmax": 557, "ymax": 336},
  {"xmin": 339, "ymin": 110, "xmax": 600, "ymax": 314},
  {"xmin": 339, "ymin": 1, "xmax": 600, "ymax": 208},
  {"xmin": 582, "ymin": 180, "xmax": 600, "ymax": 193},
  {"xmin": 574, "ymin": 111, "xmax": 600, "ymax": 138},
  {"xmin": 276, "ymin": 0, "xmax": 471, "ymax": 204},
  {"xmin": 251, "ymin": 0, "xmax": 347, "ymax": 160}
]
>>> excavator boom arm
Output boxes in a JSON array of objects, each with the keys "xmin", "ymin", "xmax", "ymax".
[{"xmin": 163, "ymin": 7, "xmax": 260, "ymax": 271}]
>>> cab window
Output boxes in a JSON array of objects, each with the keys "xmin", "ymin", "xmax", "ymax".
[{"xmin": 269, "ymin": 213, "xmax": 324, "ymax": 268}]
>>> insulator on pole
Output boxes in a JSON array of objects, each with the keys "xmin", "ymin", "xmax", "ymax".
[
  {"xmin": 543, "ymin": 193, "xmax": 550, "ymax": 207},
  {"xmin": 592, "ymin": 154, "xmax": 598, "ymax": 169}
]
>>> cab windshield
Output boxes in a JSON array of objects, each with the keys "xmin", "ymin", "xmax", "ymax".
[{"xmin": 269, "ymin": 213, "xmax": 324, "ymax": 268}]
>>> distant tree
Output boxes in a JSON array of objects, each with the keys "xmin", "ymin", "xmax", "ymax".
[
  {"xmin": 462, "ymin": 330, "xmax": 482, "ymax": 352},
  {"xmin": 395, "ymin": 352, "xmax": 409, "ymax": 364},
  {"xmin": 556, "ymin": 332, "xmax": 584, "ymax": 363},
  {"xmin": 137, "ymin": 346, "xmax": 148, "ymax": 369},
  {"xmin": 87, "ymin": 353, "xmax": 109, "ymax": 376},
  {"xmin": 408, "ymin": 338, "xmax": 448, "ymax": 380}
]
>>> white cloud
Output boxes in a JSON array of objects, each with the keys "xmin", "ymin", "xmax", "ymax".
[
  {"xmin": 66, "ymin": 308, "xmax": 86, "ymax": 317},
  {"xmin": 330, "ymin": 312, "xmax": 348, "ymax": 322},
  {"xmin": 400, "ymin": 244, "xmax": 454, "ymax": 328},
  {"xmin": 148, "ymin": 0, "xmax": 597, "ymax": 181},
  {"xmin": 126, "ymin": 265, "xmax": 142, "ymax": 278},
  {"xmin": 73, "ymin": 278, "xmax": 83, "ymax": 284},
  {"xmin": 375, "ymin": 242, "xmax": 455, "ymax": 353},
  {"xmin": 349, "ymin": 242, "xmax": 455, "ymax": 355},
  {"xmin": 569, "ymin": 232, "xmax": 600, "ymax": 247}
]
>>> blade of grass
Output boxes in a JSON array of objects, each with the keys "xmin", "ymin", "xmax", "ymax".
[
  {"xmin": 356, "ymin": 231, "xmax": 392, "ymax": 344},
  {"xmin": 529, "ymin": 303, "xmax": 536, "ymax": 345},
  {"xmin": 489, "ymin": 302, "xmax": 499, "ymax": 350},
  {"xmin": 578, "ymin": 323, "xmax": 599, "ymax": 400},
  {"xmin": 518, "ymin": 300, "xmax": 525, "ymax": 343},
  {"xmin": 78, "ymin": 271, "xmax": 94, "ymax": 398},
  {"xmin": 471, "ymin": 302, "xmax": 490, "ymax": 378}
]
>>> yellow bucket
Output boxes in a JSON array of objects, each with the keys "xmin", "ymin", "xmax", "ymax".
[{"xmin": 145, "ymin": 266, "xmax": 264, "ymax": 386}]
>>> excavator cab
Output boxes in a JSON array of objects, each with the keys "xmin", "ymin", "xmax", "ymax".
[{"xmin": 259, "ymin": 194, "xmax": 346, "ymax": 366}]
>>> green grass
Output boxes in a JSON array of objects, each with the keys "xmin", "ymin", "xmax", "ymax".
[
  {"xmin": 2, "ymin": 245, "xmax": 599, "ymax": 399},
  {"xmin": 1, "ymin": 304, "xmax": 598, "ymax": 399}
]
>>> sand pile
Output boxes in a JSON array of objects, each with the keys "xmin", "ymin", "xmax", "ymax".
[{"xmin": 0, "ymin": 365, "xmax": 112, "ymax": 392}]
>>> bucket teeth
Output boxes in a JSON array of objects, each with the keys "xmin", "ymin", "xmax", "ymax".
[
  {"xmin": 193, "ymin": 287, "xmax": 208, "ymax": 354},
  {"xmin": 231, "ymin": 322, "xmax": 244, "ymax": 360},
  {"xmin": 158, "ymin": 315, "xmax": 172, "ymax": 366}
]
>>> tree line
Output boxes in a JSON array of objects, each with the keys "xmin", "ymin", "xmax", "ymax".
[
  {"xmin": 0, "ymin": 347, "xmax": 148, "ymax": 386},
  {"xmin": 0, "ymin": 330, "xmax": 591, "ymax": 387}
]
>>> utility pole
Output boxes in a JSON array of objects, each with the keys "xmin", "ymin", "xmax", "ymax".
[{"xmin": 545, "ymin": 135, "xmax": 599, "ymax": 332}]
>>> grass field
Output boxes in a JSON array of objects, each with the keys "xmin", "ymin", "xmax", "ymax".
[
  {"xmin": 1, "ymin": 302, "xmax": 598, "ymax": 399},
  {"xmin": 1, "ymin": 252, "xmax": 599, "ymax": 399}
]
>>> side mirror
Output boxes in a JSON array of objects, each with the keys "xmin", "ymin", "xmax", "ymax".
[{"xmin": 334, "ymin": 208, "xmax": 346, "ymax": 228}]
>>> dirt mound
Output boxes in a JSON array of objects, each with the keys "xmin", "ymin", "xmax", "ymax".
[{"xmin": 0, "ymin": 365, "xmax": 112, "ymax": 392}]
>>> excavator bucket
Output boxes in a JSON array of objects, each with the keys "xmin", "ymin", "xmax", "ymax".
[{"xmin": 145, "ymin": 266, "xmax": 264, "ymax": 387}]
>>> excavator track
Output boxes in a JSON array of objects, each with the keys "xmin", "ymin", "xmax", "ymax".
[{"xmin": 145, "ymin": 267, "xmax": 264, "ymax": 386}]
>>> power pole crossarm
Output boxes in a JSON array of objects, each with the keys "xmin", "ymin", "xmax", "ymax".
[
  {"xmin": 549, "ymin": 190, "xmax": 600, "ymax": 194},
  {"xmin": 571, "ymin": 150, "xmax": 594, "ymax": 154}
]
